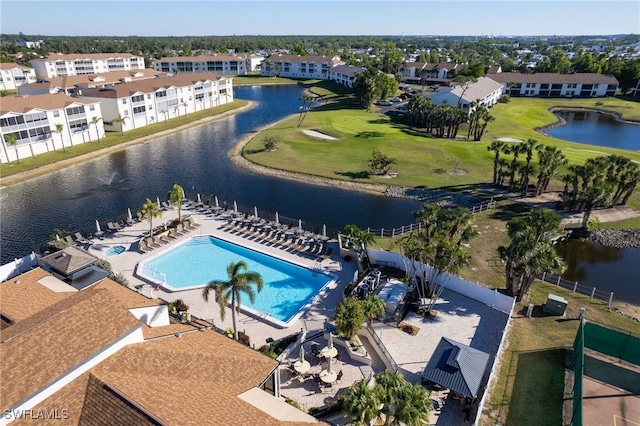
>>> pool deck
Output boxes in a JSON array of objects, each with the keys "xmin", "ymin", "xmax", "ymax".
[{"xmin": 87, "ymin": 204, "xmax": 509, "ymax": 425}]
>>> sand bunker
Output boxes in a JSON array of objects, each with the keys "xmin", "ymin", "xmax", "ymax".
[{"xmin": 303, "ymin": 129, "xmax": 337, "ymax": 140}]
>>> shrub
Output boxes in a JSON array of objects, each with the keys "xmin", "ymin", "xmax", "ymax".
[
  {"xmin": 174, "ymin": 299, "xmax": 189, "ymax": 312},
  {"xmin": 238, "ymin": 331, "xmax": 251, "ymax": 347},
  {"xmin": 263, "ymin": 136, "xmax": 279, "ymax": 151},
  {"xmin": 595, "ymin": 101, "xmax": 604, "ymax": 106},
  {"xmin": 258, "ymin": 344, "xmax": 269, "ymax": 353},
  {"xmin": 95, "ymin": 258, "xmax": 112, "ymax": 272},
  {"xmin": 498, "ymin": 94, "xmax": 510, "ymax": 103},
  {"xmin": 111, "ymin": 272, "xmax": 129, "ymax": 287}
]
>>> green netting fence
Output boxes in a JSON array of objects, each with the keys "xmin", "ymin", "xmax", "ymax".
[
  {"xmin": 571, "ymin": 319, "xmax": 584, "ymax": 426},
  {"xmin": 584, "ymin": 322, "xmax": 640, "ymax": 366}
]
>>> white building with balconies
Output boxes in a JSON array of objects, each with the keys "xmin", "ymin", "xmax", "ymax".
[
  {"xmin": 328, "ymin": 64, "xmax": 364, "ymax": 88},
  {"xmin": 152, "ymin": 54, "xmax": 254, "ymax": 76},
  {"xmin": 30, "ymin": 53, "xmax": 145, "ymax": 78},
  {"xmin": 78, "ymin": 73, "xmax": 232, "ymax": 134},
  {"xmin": 260, "ymin": 54, "xmax": 343, "ymax": 79},
  {"xmin": 0, "ymin": 63, "xmax": 37, "ymax": 91},
  {"xmin": 0, "ymin": 93, "xmax": 104, "ymax": 163}
]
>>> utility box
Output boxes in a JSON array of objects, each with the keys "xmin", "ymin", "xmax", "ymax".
[{"xmin": 543, "ymin": 294, "xmax": 568, "ymax": 316}]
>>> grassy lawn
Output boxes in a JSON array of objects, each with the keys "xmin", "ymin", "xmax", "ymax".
[
  {"xmin": 0, "ymin": 100, "xmax": 248, "ymax": 179},
  {"xmin": 243, "ymin": 83, "xmax": 640, "ymax": 208}
]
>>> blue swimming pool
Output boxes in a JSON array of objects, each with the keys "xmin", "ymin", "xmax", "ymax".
[
  {"xmin": 137, "ymin": 236, "xmax": 335, "ymax": 327},
  {"xmin": 105, "ymin": 245, "xmax": 126, "ymax": 256}
]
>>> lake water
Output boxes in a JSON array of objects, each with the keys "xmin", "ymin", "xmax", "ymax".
[
  {"xmin": 0, "ymin": 85, "xmax": 421, "ymax": 264},
  {"xmin": 546, "ymin": 110, "xmax": 640, "ymax": 151}
]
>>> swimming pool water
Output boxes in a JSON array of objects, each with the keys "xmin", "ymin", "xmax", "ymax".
[
  {"xmin": 105, "ymin": 245, "xmax": 126, "ymax": 256},
  {"xmin": 137, "ymin": 236, "xmax": 334, "ymax": 327}
]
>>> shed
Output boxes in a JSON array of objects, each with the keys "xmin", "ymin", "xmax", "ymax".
[
  {"xmin": 543, "ymin": 294, "xmax": 568, "ymax": 316},
  {"xmin": 421, "ymin": 337, "xmax": 491, "ymax": 401}
]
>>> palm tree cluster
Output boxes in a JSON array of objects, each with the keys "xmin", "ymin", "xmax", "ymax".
[
  {"xmin": 561, "ymin": 155, "xmax": 639, "ymax": 226},
  {"xmin": 405, "ymin": 94, "xmax": 468, "ymax": 139},
  {"xmin": 401, "ymin": 203, "xmax": 478, "ymax": 313},
  {"xmin": 342, "ymin": 224, "xmax": 376, "ymax": 264},
  {"xmin": 342, "ymin": 370, "xmax": 432, "ymax": 426},
  {"xmin": 498, "ymin": 208, "xmax": 566, "ymax": 301},
  {"xmin": 487, "ymin": 139, "xmax": 568, "ymax": 197},
  {"xmin": 466, "ymin": 101, "xmax": 495, "ymax": 141}
]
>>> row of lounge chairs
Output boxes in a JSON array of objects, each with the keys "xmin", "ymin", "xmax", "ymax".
[
  {"xmin": 221, "ymin": 219, "xmax": 331, "ymax": 259},
  {"xmin": 63, "ymin": 232, "xmax": 91, "ymax": 246},
  {"xmin": 138, "ymin": 219, "xmax": 200, "ymax": 253}
]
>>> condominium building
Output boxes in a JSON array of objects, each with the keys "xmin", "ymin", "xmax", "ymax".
[
  {"xmin": 488, "ymin": 72, "xmax": 618, "ymax": 97},
  {"xmin": 79, "ymin": 73, "xmax": 232, "ymax": 134},
  {"xmin": 399, "ymin": 62, "xmax": 465, "ymax": 83},
  {"xmin": 260, "ymin": 55, "xmax": 343, "ymax": 79},
  {"xmin": 0, "ymin": 93, "xmax": 104, "ymax": 163},
  {"xmin": 0, "ymin": 63, "xmax": 37, "ymax": 91},
  {"xmin": 153, "ymin": 53, "xmax": 264, "ymax": 76},
  {"xmin": 18, "ymin": 70, "xmax": 167, "ymax": 96},
  {"xmin": 430, "ymin": 77, "xmax": 504, "ymax": 115},
  {"xmin": 328, "ymin": 65, "xmax": 364, "ymax": 87},
  {"xmin": 30, "ymin": 53, "xmax": 145, "ymax": 78}
]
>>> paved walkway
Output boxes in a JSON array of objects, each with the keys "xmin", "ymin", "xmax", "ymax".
[{"xmin": 87, "ymin": 203, "xmax": 510, "ymax": 424}]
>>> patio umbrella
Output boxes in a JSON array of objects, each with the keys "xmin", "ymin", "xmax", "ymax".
[
  {"xmin": 275, "ymin": 212, "xmax": 279, "ymax": 224},
  {"xmin": 55, "ymin": 234, "xmax": 60, "ymax": 241},
  {"xmin": 127, "ymin": 208, "xmax": 133, "ymax": 222},
  {"xmin": 197, "ymin": 193, "xmax": 202, "ymax": 204},
  {"xmin": 156, "ymin": 197, "xmax": 161, "ymax": 209},
  {"xmin": 328, "ymin": 332, "xmax": 333, "ymax": 350},
  {"xmin": 322, "ymin": 224, "xmax": 327, "ymax": 236},
  {"xmin": 214, "ymin": 196, "xmax": 219, "ymax": 208},
  {"xmin": 299, "ymin": 344, "xmax": 305, "ymax": 363},
  {"xmin": 95, "ymin": 220, "xmax": 101, "ymax": 233},
  {"xmin": 298, "ymin": 219, "xmax": 303, "ymax": 230},
  {"xmin": 327, "ymin": 352, "xmax": 333, "ymax": 373},
  {"xmin": 233, "ymin": 201, "xmax": 238, "ymax": 212},
  {"xmin": 254, "ymin": 206, "xmax": 258, "ymax": 218}
]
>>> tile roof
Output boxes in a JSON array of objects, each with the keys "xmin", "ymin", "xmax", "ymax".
[
  {"xmin": 266, "ymin": 54, "xmax": 341, "ymax": 64},
  {"xmin": 32, "ymin": 53, "xmax": 143, "ymax": 63},
  {"xmin": 93, "ymin": 279, "xmax": 163, "ymax": 309},
  {"xmin": 330, "ymin": 64, "xmax": 364, "ymax": 77},
  {"xmin": 487, "ymin": 72, "xmax": 619, "ymax": 85},
  {"xmin": 19, "ymin": 69, "xmax": 167, "ymax": 90},
  {"xmin": 80, "ymin": 73, "xmax": 227, "ymax": 99},
  {"xmin": 0, "ymin": 93, "xmax": 98, "ymax": 115},
  {"xmin": 0, "ymin": 268, "xmax": 74, "ymax": 324},
  {"xmin": 448, "ymin": 76, "xmax": 503, "ymax": 102},
  {"xmin": 154, "ymin": 54, "xmax": 248, "ymax": 63},
  {"xmin": 0, "ymin": 62, "xmax": 32, "ymax": 71},
  {"xmin": 0, "ymin": 288, "xmax": 141, "ymax": 410},
  {"xmin": 90, "ymin": 331, "xmax": 314, "ymax": 425}
]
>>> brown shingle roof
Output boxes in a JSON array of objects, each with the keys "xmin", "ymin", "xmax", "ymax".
[
  {"xmin": 266, "ymin": 54, "xmax": 341, "ymax": 64},
  {"xmin": 32, "ymin": 53, "xmax": 143, "ymax": 63},
  {"xmin": 154, "ymin": 54, "xmax": 247, "ymax": 63},
  {"xmin": 0, "ymin": 62, "xmax": 32, "ymax": 71},
  {"xmin": 80, "ymin": 73, "xmax": 226, "ymax": 99},
  {"xmin": 488, "ymin": 72, "xmax": 619, "ymax": 85},
  {"xmin": 0, "ymin": 288, "xmax": 141, "ymax": 410},
  {"xmin": 0, "ymin": 93, "xmax": 98, "ymax": 115},
  {"xmin": 93, "ymin": 279, "xmax": 162, "ymax": 309},
  {"xmin": 0, "ymin": 268, "xmax": 74, "ymax": 324},
  {"xmin": 90, "ymin": 331, "xmax": 313, "ymax": 425},
  {"xmin": 20, "ymin": 69, "xmax": 166, "ymax": 90},
  {"xmin": 40, "ymin": 246, "xmax": 97, "ymax": 275}
]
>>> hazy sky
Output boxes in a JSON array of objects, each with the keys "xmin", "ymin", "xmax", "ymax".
[{"xmin": 1, "ymin": 0, "xmax": 638, "ymax": 37}]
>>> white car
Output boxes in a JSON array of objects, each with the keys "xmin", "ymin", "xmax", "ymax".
[
  {"xmin": 377, "ymin": 100, "xmax": 393, "ymax": 106},
  {"xmin": 391, "ymin": 97, "xmax": 402, "ymax": 103}
]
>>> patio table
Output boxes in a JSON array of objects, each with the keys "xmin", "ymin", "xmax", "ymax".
[
  {"xmin": 294, "ymin": 360, "xmax": 311, "ymax": 374},
  {"xmin": 319, "ymin": 369, "xmax": 337, "ymax": 383}
]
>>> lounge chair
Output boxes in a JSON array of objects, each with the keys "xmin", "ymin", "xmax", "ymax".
[
  {"xmin": 146, "ymin": 237, "xmax": 161, "ymax": 249},
  {"xmin": 74, "ymin": 232, "xmax": 90, "ymax": 244},
  {"xmin": 64, "ymin": 235, "xmax": 76, "ymax": 245},
  {"xmin": 162, "ymin": 201, "xmax": 172, "ymax": 210},
  {"xmin": 107, "ymin": 222, "xmax": 122, "ymax": 232},
  {"xmin": 152, "ymin": 236, "xmax": 166, "ymax": 246},
  {"xmin": 139, "ymin": 239, "xmax": 151, "ymax": 253},
  {"xmin": 168, "ymin": 228, "xmax": 180, "ymax": 239},
  {"xmin": 177, "ymin": 223, "xmax": 189, "ymax": 234}
]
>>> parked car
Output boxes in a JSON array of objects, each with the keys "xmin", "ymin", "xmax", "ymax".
[
  {"xmin": 377, "ymin": 100, "xmax": 393, "ymax": 106},
  {"xmin": 391, "ymin": 97, "xmax": 402, "ymax": 103}
]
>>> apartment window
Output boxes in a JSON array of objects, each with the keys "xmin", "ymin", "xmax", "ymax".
[
  {"xmin": 147, "ymin": 94, "xmax": 151, "ymax": 99},
  {"xmin": 89, "ymin": 105, "xmax": 95, "ymax": 111},
  {"xmin": 53, "ymin": 111, "xmax": 60, "ymax": 117},
  {"xmin": 0, "ymin": 116, "xmax": 25, "ymax": 127},
  {"xmin": 133, "ymin": 106, "xmax": 146, "ymax": 115},
  {"xmin": 25, "ymin": 112, "xmax": 47, "ymax": 123},
  {"xmin": 156, "ymin": 90, "xmax": 167, "ymax": 98},
  {"xmin": 68, "ymin": 118, "xmax": 88, "ymax": 132},
  {"xmin": 131, "ymin": 94, "xmax": 144, "ymax": 103},
  {"xmin": 122, "ymin": 99, "xmax": 127, "ymax": 104},
  {"xmin": 66, "ymin": 106, "xmax": 85, "ymax": 116},
  {"xmin": 195, "ymin": 93, "xmax": 204, "ymax": 101}
]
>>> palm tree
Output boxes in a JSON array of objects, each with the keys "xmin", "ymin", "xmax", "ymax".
[
  {"xmin": 342, "ymin": 224, "xmax": 375, "ymax": 267},
  {"xmin": 374, "ymin": 370, "xmax": 405, "ymax": 424},
  {"xmin": 160, "ymin": 109, "xmax": 169, "ymax": 123},
  {"xmin": 168, "ymin": 183, "xmax": 184, "ymax": 222},
  {"xmin": 393, "ymin": 382, "xmax": 432, "ymax": 426},
  {"xmin": 362, "ymin": 295, "xmax": 385, "ymax": 326},
  {"xmin": 139, "ymin": 198, "xmax": 161, "ymax": 237},
  {"xmin": 297, "ymin": 93, "xmax": 315, "ymax": 128},
  {"xmin": 201, "ymin": 261, "xmax": 263, "ymax": 341},
  {"xmin": 342, "ymin": 378, "xmax": 381, "ymax": 426},
  {"xmin": 52, "ymin": 123, "xmax": 65, "ymax": 152},
  {"xmin": 89, "ymin": 116, "xmax": 102, "ymax": 143},
  {"xmin": 182, "ymin": 102, "xmax": 189, "ymax": 116},
  {"xmin": 5, "ymin": 134, "xmax": 19, "ymax": 164},
  {"xmin": 487, "ymin": 140, "xmax": 505, "ymax": 185},
  {"xmin": 112, "ymin": 114, "xmax": 129, "ymax": 136}
]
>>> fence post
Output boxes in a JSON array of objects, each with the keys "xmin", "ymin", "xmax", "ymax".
[
  {"xmin": 573, "ymin": 282, "xmax": 578, "ymax": 293},
  {"xmin": 367, "ymin": 227, "xmax": 370, "ymax": 233},
  {"xmin": 472, "ymin": 206, "xmax": 476, "ymax": 214},
  {"xmin": 541, "ymin": 272, "xmax": 546, "ymax": 282},
  {"xmin": 557, "ymin": 276, "xmax": 561, "ymax": 286},
  {"xmin": 392, "ymin": 229, "xmax": 395, "ymax": 238},
  {"xmin": 409, "ymin": 223, "xmax": 413, "ymax": 232},
  {"xmin": 402, "ymin": 225, "xmax": 405, "ymax": 234},
  {"xmin": 608, "ymin": 292, "xmax": 613, "ymax": 308},
  {"xmin": 381, "ymin": 228, "xmax": 384, "ymax": 237},
  {"xmin": 590, "ymin": 287, "xmax": 596, "ymax": 299}
]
